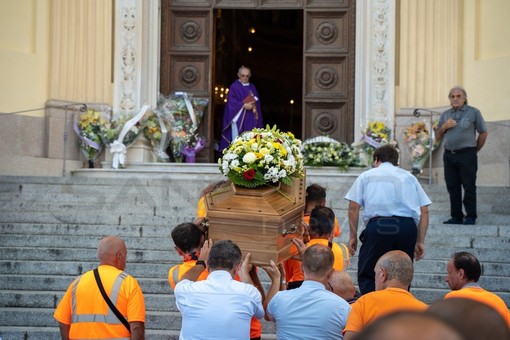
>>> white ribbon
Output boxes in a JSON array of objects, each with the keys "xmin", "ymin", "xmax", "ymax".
[
  {"xmin": 174, "ymin": 91, "xmax": 197, "ymax": 130},
  {"xmin": 110, "ymin": 140, "xmax": 127, "ymax": 169},
  {"xmin": 155, "ymin": 109, "xmax": 169, "ymax": 159},
  {"xmin": 110, "ymin": 105, "xmax": 149, "ymax": 169}
]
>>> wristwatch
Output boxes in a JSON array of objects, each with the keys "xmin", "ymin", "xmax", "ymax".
[{"xmin": 195, "ymin": 260, "xmax": 206, "ymax": 269}]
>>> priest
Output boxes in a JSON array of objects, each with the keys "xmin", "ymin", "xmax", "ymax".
[{"xmin": 219, "ymin": 66, "xmax": 263, "ymax": 152}]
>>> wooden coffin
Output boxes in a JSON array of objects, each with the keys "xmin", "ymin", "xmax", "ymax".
[{"xmin": 205, "ymin": 177, "xmax": 305, "ymax": 266}]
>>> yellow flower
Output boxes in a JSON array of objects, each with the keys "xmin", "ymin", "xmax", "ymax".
[{"xmin": 259, "ymin": 147, "xmax": 269, "ymax": 155}]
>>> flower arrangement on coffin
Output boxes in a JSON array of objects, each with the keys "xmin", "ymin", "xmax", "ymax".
[
  {"xmin": 219, "ymin": 125, "xmax": 304, "ymax": 188},
  {"xmin": 99, "ymin": 105, "xmax": 149, "ymax": 169},
  {"xmin": 404, "ymin": 121, "xmax": 441, "ymax": 175},
  {"xmin": 302, "ymin": 136, "xmax": 360, "ymax": 171},
  {"xmin": 353, "ymin": 121, "xmax": 396, "ymax": 165},
  {"xmin": 73, "ymin": 109, "xmax": 107, "ymax": 167},
  {"xmin": 157, "ymin": 92, "xmax": 209, "ymax": 162},
  {"xmin": 142, "ymin": 110, "xmax": 171, "ymax": 162}
]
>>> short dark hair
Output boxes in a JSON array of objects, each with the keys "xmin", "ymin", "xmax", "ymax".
[
  {"xmin": 306, "ymin": 183, "xmax": 326, "ymax": 203},
  {"xmin": 171, "ymin": 222, "xmax": 203, "ymax": 253},
  {"xmin": 309, "ymin": 206, "xmax": 335, "ymax": 236},
  {"xmin": 208, "ymin": 240, "xmax": 242, "ymax": 271},
  {"xmin": 373, "ymin": 145, "xmax": 399, "ymax": 166},
  {"xmin": 302, "ymin": 244, "xmax": 334, "ymax": 277},
  {"xmin": 451, "ymin": 252, "xmax": 481, "ymax": 282}
]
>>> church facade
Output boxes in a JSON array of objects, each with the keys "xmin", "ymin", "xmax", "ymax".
[{"xmin": 0, "ymin": 0, "xmax": 508, "ymax": 185}]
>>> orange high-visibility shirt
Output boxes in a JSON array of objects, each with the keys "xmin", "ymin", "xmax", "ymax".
[
  {"xmin": 168, "ymin": 260, "xmax": 209, "ymax": 290},
  {"xmin": 54, "ymin": 265, "xmax": 145, "ymax": 339},
  {"xmin": 344, "ymin": 287, "xmax": 427, "ymax": 334},
  {"xmin": 445, "ymin": 287, "xmax": 510, "ymax": 328}
]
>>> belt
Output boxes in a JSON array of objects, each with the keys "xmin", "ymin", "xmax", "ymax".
[
  {"xmin": 445, "ymin": 147, "xmax": 476, "ymax": 154},
  {"xmin": 368, "ymin": 216, "xmax": 414, "ymax": 223}
]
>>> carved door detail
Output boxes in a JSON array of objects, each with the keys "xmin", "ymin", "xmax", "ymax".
[
  {"xmin": 303, "ymin": 6, "xmax": 355, "ymax": 142},
  {"xmin": 161, "ymin": 1, "xmax": 355, "ymax": 162}
]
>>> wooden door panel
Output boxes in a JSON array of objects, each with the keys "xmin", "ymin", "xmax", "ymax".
[
  {"xmin": 306, "ymin": 11, "xmax": 350, "ymax": 53},
  {"xmin": 169, "ymin": 11, "xmax": 211, "ymax": 51},
  {"xmin": 303, "ymin": 5, "xmax": 354, "ymax": 143},
  {"xmin": 169, "ymin": 56, "xmax": 210, "ymax": 95},
  {"xmin": 305, "ymin": 56, "xmax": 348, "ymax": 99},
  {"xmin": 304, "ymin": 102, "xmax": 350, "ymax": 141}
]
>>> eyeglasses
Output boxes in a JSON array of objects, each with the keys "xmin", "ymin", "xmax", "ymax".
[{"xmin": 240, "ymin": 74, "xmax": 251, "ymax": 78}]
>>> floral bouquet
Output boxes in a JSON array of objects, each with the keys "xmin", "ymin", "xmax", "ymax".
[
  {"xmin": 219, "ymin": 125, "xmax": 304, "ymax": 188},
  {"xmin": 404, "ymin": 121, "xmax": 441, "ymax": 174},
  {"xmin": 73, "ymin": 109, "xmax": 107, "ymax": 166},
  {"xmin": 142, "ymin": 110, "xmax": 171, "ymax": 162},
  {"xmin": 157, "ymin": 92, "xmax": 208, "ymax": 162},
  {"xmin": 302, "ymin": 136, "xmax": 360, "ymax": 171},
  {"xmin": 99, "ymin": 105, "xmax": 148, "ymax": 169},
  {"xmin": 352, "ymin": 121, "xmax": 394, "ymax": 165},
  {"xmin": 182, "ymin": 133, "xmax": 205, "ymax": 163}
]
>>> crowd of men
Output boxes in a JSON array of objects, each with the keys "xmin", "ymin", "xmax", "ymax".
[{"xmin": 52, "ymin": 87, "xmax": 508, "ymax": 339}]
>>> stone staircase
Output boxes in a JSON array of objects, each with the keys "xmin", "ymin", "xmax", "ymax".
[{"xmin": 0, "ymin": 166, "xmax": 509, "ymax": 339}]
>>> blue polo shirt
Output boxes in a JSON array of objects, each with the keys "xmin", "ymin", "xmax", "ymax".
[{"xmin": 267, "ymin": 280, "xmax": 351, "ymax": 340}]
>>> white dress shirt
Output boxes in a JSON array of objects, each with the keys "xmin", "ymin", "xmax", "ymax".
[
  {"xmin": 345, "ymin": 162, "xmax": 432, "ymax": 225},
  {"xmin": 175, "ymin": 270, "xmax": 264, "ymax": 340}
]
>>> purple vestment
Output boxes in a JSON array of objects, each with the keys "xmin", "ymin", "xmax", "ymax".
[{"xmin": 219, "ymin": 80, "xmax": 263, "ymax": 152}]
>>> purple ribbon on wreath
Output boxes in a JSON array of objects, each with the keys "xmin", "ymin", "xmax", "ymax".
[{"xmin": 182, "ymin": 137, "xmax": 204, "ymax": 163}]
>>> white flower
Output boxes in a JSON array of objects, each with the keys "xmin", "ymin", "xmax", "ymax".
[
  {"xmin": 222, "ymin": 160, "xmax": 230, "ymax": 174},
  {"xmin": 251, "ymin": 143, "xmax": 259, "ymax": 151},
  {"xmin": 230, "ymin": 159, "xmax": 240, "ymax": 168},
  {"xmin": 243, "ymin": 152, "xmax": 257, "ymax": 164},
  {"xmin": 264, "ymin": 154, "xmax": 274, "ymax": 163}
]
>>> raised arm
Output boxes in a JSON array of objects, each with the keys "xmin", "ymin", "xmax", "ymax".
[
  {"xmin": 180, "ymin": 239, "xmax": 212, "ymax": 282},
  {"xmin": 261, "ymin": 260, "xmax": 281, "ymax": 321}
]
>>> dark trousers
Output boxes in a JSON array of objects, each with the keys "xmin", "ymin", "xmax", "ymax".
[
  {"xmin": 357, "ymin": 216, "xmax": 417, "ymax": 295},
  {"xmin": 443, "ymin": 148, "xmax": 478, "ymax": 220}
]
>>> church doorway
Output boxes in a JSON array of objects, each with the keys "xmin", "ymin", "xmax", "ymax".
[
  {"xmin": 212, "ymin": 9, "xmax": 303, "ymax": 159},
  {"xmin": 160, "ymin": 2, "xmax": 355, "ymax": 162}
]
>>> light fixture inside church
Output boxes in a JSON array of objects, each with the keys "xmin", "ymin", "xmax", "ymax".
[
  {"xmin": 248, "ymin": 47, "xmax": 253, "ymax": 52},
  {"xmin": 249, "ymin": 27, "xmax": 256, "ymax": 34}
]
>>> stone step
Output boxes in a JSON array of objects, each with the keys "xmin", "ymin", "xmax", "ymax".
[
  {"xmin": 0, "ymin": 290, "xmax": 177, "ymax": 312},
  {"xmin": 0, "ymin": 234, "xmax": 174, "ymax": 251},
  {"xmin": 0, "ymin": 307, "xmax": 277, "ymax": 335},
  {"xmin": 2, "ymin": 196, "xmax": 507, "ymax": 217},
  {"xmin": 0, "ymin": 275, "xmax": 169, "ymax": 294},
  {"xmin": 0, "ymin": 327, "xmax": 190, "ymax": 340},
  {"xmin": 2, "ymin": 221, "xmax": 507, "ymax": 238},
  {"xmin": 0, "ymin": 246, "xmax": 181, "ymax": 264},
  {"xmin": 1, "ymin": 247, "xmax": 508, "ymax": 278}
]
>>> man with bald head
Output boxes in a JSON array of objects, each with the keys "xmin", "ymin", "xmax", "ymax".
[
  {"xmin": 54, "ymin": 236, "xmax": 146, "ymax": 339},
  {"xmin": 343, "ymin": 250, "xmax": 427, "ymax": 340},
  {"xmin": 327, "ymin": 270, "xmax": 358, "ymax": 303}
]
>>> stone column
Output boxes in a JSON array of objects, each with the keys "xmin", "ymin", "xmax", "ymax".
[{"xmin": 355, "ymin": 0, "xmax": 396, "ymax": 141}]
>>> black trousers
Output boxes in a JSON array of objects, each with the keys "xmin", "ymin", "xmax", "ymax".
[
  {"xmin": 443, "ymin": 148, "xmax": 478, "ymax": 220},
  {"xmin": 357, "ymin": 216, "xmax": 417, "ymax": 295}
]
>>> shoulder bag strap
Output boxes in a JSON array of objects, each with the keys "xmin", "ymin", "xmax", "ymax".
[{"xmin": 93, "ymin": 268, "xmax": 131, "ymax": 332}]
